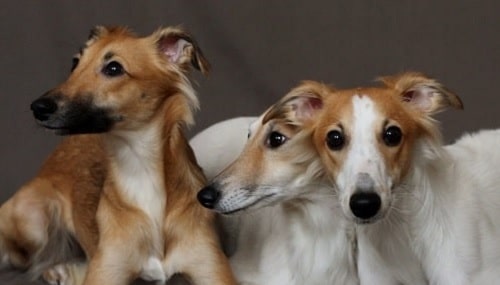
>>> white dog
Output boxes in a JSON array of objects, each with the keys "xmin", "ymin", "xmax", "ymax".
[
  {"xmin": 192, "ymin": 82, "xmax": 359, "ymax": 285},
  {"xmin": 312, "ymin": 72, "xmax": 500, "ymax": 284}
]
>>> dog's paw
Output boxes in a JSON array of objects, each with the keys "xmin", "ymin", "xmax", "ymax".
[
  {"xmin": 42, "ymin": 263, "xmax": 87, "ymax": 285},
  {"xmin": 43, "ymin": 264, "xmax": 69, "ymax": 285}
]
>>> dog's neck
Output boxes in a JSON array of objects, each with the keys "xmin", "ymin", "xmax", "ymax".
[
  {"xmin": 235, "ymin": 184, "xmax": 359, "ymax": 284},
  {"xmin": 376, "ymin": 140, "xmax": 454, "ymax": 238},
  {"xmin": 393, "ymin": 139, "xmax": 471, "ymax": 284},
  {"xmin": 102, "ymin": 94, "xmax": 204, "ymax": 221},
  {"xmin": 405, "ymin": 139, "xmax": 455, "ymax": 205},
  {"xmin": 105, "ymin": 116, "xmax": 167, "ymax": 225}
]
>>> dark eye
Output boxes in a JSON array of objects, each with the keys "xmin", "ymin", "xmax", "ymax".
[
  {"xmin": 326, "ymin": 130, "xmax": 345, "ymax": 150},
  {"xmin": 383, "ymin": 126, "xmax": 402, "ymax": 146},
  {"xmin": 267, "ymin": 131, "xmax": 287, "ymax": 148},
  {"xmin": 71, "ymin": 57, "xmax": 79, "ymax": 71},
  {"xmin": 102, "ymin": 61, "xmax": 124, "ymax": 77}
]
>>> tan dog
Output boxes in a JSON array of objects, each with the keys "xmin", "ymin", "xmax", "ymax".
[{"xmin": 0, "ymin": 26, "xmax": 236, "ymax": 285}]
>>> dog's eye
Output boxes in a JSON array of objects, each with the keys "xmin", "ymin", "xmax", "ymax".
[
  {"xmin": 71, "ymin": 57, "xmax": 79, "ymax": 72},
  {"xmin": 102, "ymin": 61, "xmax": 124, "ymax": 77},
  {"xmin": 267, "ymin": 131, "xmax": 287, "ymax": 148},
  {"xmin": 383, "ymin": 126, "xmax": 402, "ymax": 146},
  {"xmin": 326, "ymin": 130, "xmax": 345, "ymax": 150}
]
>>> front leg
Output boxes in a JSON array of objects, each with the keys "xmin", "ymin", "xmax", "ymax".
[
  {"xmin": 164, "ymin": 231, "xmax": 237, "ymax": 285},
  {"xmin": 82, "ymin": 243, "xmax": 138, "ymax": 285},
  {"xmin": 81, "ymin": 195, "xmax": 161, "ymax": 285}
]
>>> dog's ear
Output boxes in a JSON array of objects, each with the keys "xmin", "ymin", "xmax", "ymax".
[
  {"xmin": 152, "ymin": 27, "xmax": 211, "ymax": 75},
  {"xmin": 264, "ymin": 81, "xmax": 332, "ymax": 125},
  {"xmin": 380, "ymin": 72, "xmax": 463, "ymax": 115},
  {"xmin": 88, "ymin": 25, "xmax": 108, "ymax": 40}
]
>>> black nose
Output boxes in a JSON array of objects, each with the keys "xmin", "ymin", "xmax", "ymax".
[
  {"xmin": 349, "ymin": 192, "xmax": 381, "ymax": 219},
  {"xmin": 197, "ymin": 185, "xmax": 220, "ymax": 209},
  {"xmin": 31, "ymin": 97, "xmax": 58, "ymax": 121}
]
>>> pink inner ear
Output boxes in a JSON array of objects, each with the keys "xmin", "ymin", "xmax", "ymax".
[
  {"xmin": 402, "ymin": 90, "xmax": 415, "ymax": 102},
  {"xmin": 158, "ymin": 36, "xmax": 190, "ymax": 63},
  {"xmin": 403, "ymin": 87, "xmax": 434, "ymax": 111},
  {"xmin": 294, "ymin": 96, "xmax": 323, "ymax": 121},
  {"xmin": 308, "ymin": 97, "xmax": 323, "ymax": 110}
]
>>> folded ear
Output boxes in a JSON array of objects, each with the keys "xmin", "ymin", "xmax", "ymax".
[
  {"xmin": 380, "ymin": 72, "xmax": 463, "ymax": 115},
  {"xmin": 263, "ymin": 81, "xmax": 332, "ymax": 125},
  {"xmin": 151, "ymin": 27, "xmax": 211, "ymax": 75}
]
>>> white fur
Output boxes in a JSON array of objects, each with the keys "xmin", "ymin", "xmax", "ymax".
[
  {"xmin": 338, "ymin": 94, "xmax": 500, "ymax": 284},
  {"xmin": 105, "ymin": 121, "xmax": 166, "ymax": 279},
  {"xmin": 327, "ymin": 95, "xmax": 427, "ymax": 284},
  {"xmin": 228, "ymin": 195, "xmax": 358, "ymax": 285},
  {"xmin": 190, "ymin": 117, "xmax": 359, "ymax": 285},
  {"xmin": 338, "ymin": 95, "xmax": 392, "ymax": 221},
  {"xmin": 409, "ymin": 129, "xmax": 500, "ymax": 284},
  {"xmin": 108, "ymin": 124, "xmax": 166, "ymax": 228},
  {"xmin": 356, "ymin": 211, "xmax": 426, "ymax": 284},
  {"xmin": 142, "ymin": 257, "xmax": 167, "ymax": 284}
]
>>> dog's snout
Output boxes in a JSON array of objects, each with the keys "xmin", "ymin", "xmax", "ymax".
[
  {"xmin": 31, "ymin": 97, "xmax": 58, "ymax": 121},
  {"xmin": 349, "ymin": 192, "xmax": 381, "ymax": 220},
  {"xmin": 197, "ymin": 185, "xmax": 221, "ymax": 209}
]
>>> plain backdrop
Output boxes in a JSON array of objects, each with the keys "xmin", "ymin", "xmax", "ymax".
[{"xmin": 0, "ymin": 1, "xmax": 498, "ymax": 284}]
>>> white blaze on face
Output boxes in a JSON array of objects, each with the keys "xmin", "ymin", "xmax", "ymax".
[{"xmin": 337, "ymin": 95, "xmax": 387, "ymax": 200}]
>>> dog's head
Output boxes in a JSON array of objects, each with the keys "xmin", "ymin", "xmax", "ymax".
[
  {"xmin": 197, "ymin": 81, "xmax": 332, "ymax": 214},
  {"xmin": 313, "ymin": 72, "xmax": 463, "ymax": 224},
  {"xmin": 31, "ymin": 26, "xmax": 210, "ymax": 135}
]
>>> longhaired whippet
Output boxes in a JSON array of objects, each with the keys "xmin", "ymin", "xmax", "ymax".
[
  {"xmin": 313, "ymin": 72, "xmax": 500, "ymax": 284},
  {"xmin": 193, "ymin": 81, "xmax": 427, "ymax": 284},
  {"xmin": 196, "ymin": 82, "xmax": 359, "ymax": 285},
  {"xmin": 0, "ymin": 26, "xmax": 236, "ymax": 285}
]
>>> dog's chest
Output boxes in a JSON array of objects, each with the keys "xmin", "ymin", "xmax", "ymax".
[
  {"xmin": 286, "ymin": 213, "xmax": 358, "ymax": 284},
  {"xmin": 114, "ymin": 158, "xmax": 166, "ymax": 222},
  {"xmin": 110, "ymin": 132, "xmax": 166, "ymax": 228},
  {"xmin": 232, "ymin": 203, "xmax": 358, "ymax": 285},
  {"xmin": 357, "ymin": 219, "xmax": 427, "ymax": 285}
]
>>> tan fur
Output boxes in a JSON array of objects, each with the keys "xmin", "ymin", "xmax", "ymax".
[
  {"xmin": 0, "ymin": 26, "xmax": 235, "ymax": 285},
  {"xmin": 213, "ymin": 81, "xmax": 332, "ymax": 208},
  {"xmin": 0, "ymin": 135, "xmax": 103, "ymax": 273}
]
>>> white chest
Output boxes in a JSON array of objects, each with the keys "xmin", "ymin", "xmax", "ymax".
[
  {"xmin": 108, "ymin": 126, "xmax": 166, "ymax": 227},
  {"xmin": 231, "ymin": 201, "xmax": 358, "ymax": 285}
]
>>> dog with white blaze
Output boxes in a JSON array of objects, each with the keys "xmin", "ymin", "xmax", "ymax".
[{"xmin": 313, "ymin": 72, "xmax": 500, "ymax": 284}]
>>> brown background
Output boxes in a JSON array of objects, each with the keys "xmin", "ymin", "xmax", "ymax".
[{"xmin": 0, "ymin": 1, "xmax": 498, "ymax": 284}]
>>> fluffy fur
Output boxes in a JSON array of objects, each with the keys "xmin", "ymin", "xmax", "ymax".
[
  {"xmin": 313, "ymin": 72, "xmax": 500, "ymax": 284},
  {"xmin": 0, "ymin": 26, "xmax": 235, "ymax": 285},
  {"xmin": 194, "ymin": 82, "xmax": 359, "ymax": 285}
]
